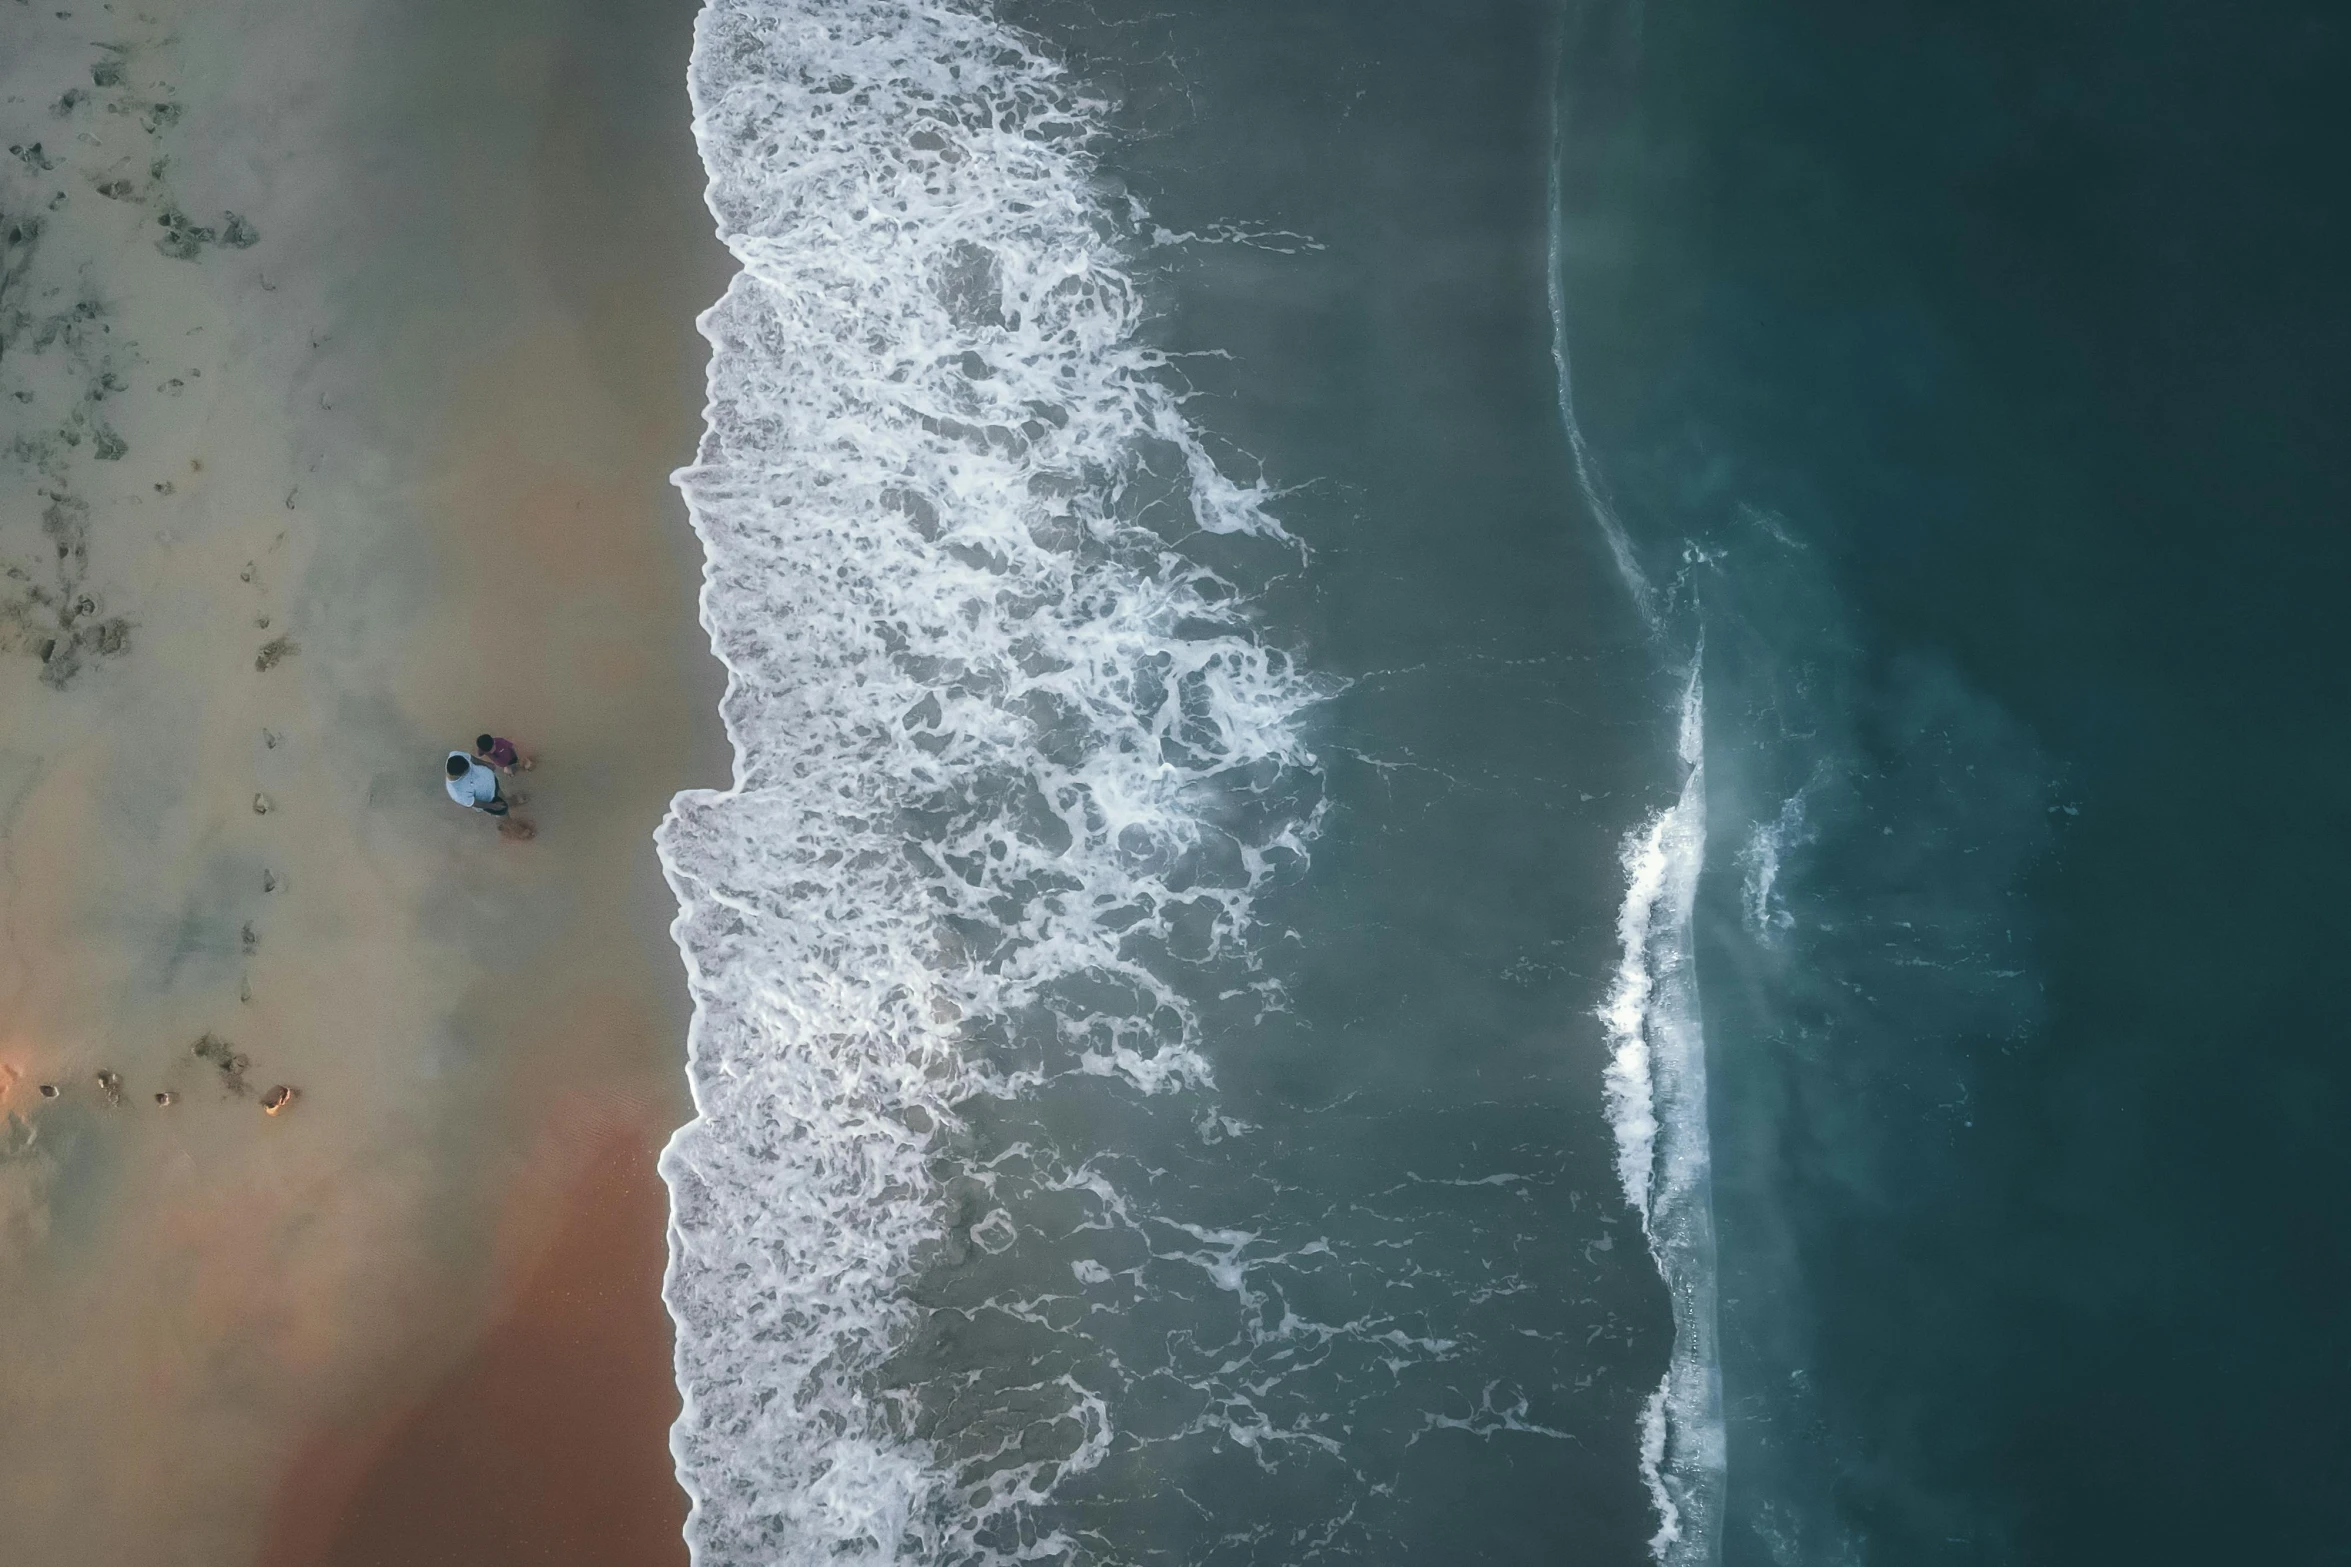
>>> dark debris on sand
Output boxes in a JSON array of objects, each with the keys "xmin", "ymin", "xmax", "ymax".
[
  {"xmin": 153, "ymin": 206, "xmax": 212, "ymax": 260},
  {"xmin": 191, "ymin": 1034, "xmax": 251, "ymax": 1097},
  {"xmin": 0, "ymin": 217, "xmax": 99, "ymax": 680},
  {"xmin": 3, "ymin": 28, "xmax": 269, "ymax": 688},
  {"xmin": 1, "ymin": 490, "xmax": 134, "ymax": 686}
]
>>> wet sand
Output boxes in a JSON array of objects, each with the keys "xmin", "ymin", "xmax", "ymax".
[
  {"xmin": 258, "ymin": 1122, "xmax": 689, "ymax": 1567},
  {"xmin": 0, "ymin": 0, "xmax": 725, "ymax": 1560}
]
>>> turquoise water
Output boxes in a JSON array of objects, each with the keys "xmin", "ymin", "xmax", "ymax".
[{"xmin": 1553, "ymin": 1, "xmax": 2351, "ymax": 1559}]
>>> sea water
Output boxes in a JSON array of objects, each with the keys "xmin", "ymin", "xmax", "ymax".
[
  {"xmin": 658, "ymin": 1, "xmax": 1330, "ymax": 1553},
  {"xmin": 1553, "ymin": 0, "xmax": 2351, "ymax": 1561},
  {"xmin": 659, "ymin": 1, "xmax": 1671, "ymax": 1560},
  {"xmin": 661, "ymin": 0, "xmax": 2351, "ymax": 1563}
]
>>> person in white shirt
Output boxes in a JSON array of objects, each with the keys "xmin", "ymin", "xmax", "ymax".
[{"xmin": 445, "ymin": 751, "xmax": 509, "ymax": 816}]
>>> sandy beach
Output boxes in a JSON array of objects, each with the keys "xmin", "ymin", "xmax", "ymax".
[{"xmin": 0, "ymin": 0, "xmax": 725, "ymax": 1560}]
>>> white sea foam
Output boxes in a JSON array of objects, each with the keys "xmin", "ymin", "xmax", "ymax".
[
  {"xmin": 656, "ymin": 2, "xmax": 1323, "ymax": 1560},
  {"xmin": 1599, "ymin": 669, "xmax": 1725, "ymax": 1564}
]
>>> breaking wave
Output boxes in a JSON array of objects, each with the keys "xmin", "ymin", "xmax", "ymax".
[
  {"xmin": 1599, "ymin": 672, "xmax": 1724, "ymax": 1564},
  {"xmin": 654, "ymin": 1, "xmax": 1325, "ymax": 1560}
]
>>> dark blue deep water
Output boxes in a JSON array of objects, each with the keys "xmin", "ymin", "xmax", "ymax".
[
  {"xmin": 1551, "ymin": 1, "xmax": 2351, "ymax": 1559},
  {"xmin": 1074, "ymin": 0, "xmax": 2351, "ymax": 1558}
]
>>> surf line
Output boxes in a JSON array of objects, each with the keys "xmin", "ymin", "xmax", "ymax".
[
  {"xmin": 1546, "ymin": 21, "xmax": 1727, "ymax": 1561},
  {"xmin": 1601, "ymin": 664, "xmax": 1725, "ymax": 1565},
  {"xmin": 653, "ymin": 0, "xmax": 1327, "ymax": 1561}
]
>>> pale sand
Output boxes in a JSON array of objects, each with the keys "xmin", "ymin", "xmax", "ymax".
[{"xmin": 0, "ymin": 0, "xmax": 724, "ymax": 1560}]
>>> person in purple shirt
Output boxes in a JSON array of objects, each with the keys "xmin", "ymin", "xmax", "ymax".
[{"xmin": 475, "ymin": 732, "xmax": 533, "ymax": 773}]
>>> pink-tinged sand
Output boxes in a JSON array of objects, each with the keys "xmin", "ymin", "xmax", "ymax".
[{"xmin": 259, "ymin": 1122, "xmax": 689, "ymax": 1567}]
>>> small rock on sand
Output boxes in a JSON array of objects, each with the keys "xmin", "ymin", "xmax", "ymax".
[
  {"xmin": 260, "ymin": 1085, "xmax": 296, "ymax": 1116},
  {"xmin": 252, "ymin": 792, "xmax": 272, "ymax": 814}
]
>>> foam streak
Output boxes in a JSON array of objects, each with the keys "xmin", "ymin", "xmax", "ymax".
[{"xmin": 1545, "ymin": 28, "xmax": 1656, "ymax": 628}]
